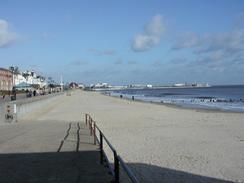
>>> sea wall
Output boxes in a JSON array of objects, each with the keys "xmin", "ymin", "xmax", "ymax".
[{"xmin": 0, "ymin": 93, "xmax": 64, "ymax": 124}]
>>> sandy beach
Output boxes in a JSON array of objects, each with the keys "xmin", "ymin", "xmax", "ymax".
[{"xmin": 20, "ymin": 90, "xmax": 244, "ymax": 182}]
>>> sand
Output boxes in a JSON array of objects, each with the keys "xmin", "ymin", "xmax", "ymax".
[{"xmin": 20, "ymin": 90, "xmax": 244, "ymax": 183}]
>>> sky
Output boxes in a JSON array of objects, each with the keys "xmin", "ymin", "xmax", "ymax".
[{"xmin": 0, "ymin": 0, "xmax": 244, "ymax": 85}]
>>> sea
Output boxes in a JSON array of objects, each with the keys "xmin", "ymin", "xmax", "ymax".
[{"xmin": 105, "ymin": 85, "xmax": 244, "ymax": 112}]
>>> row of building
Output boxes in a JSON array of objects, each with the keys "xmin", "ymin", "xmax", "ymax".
[{"xmin": 0, "ymin": 67, "xmax": 47, "ymax": 91}]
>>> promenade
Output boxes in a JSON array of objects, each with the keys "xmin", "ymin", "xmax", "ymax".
[
  {"xmin": 0, "ymin": 93, "xmax": 26, "ymax": 105},
  {"xmin": 0, "ymin": 91, "xmax": 112, "ymax": 183}
]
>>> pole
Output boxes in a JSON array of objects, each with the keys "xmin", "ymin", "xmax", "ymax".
[
  {"xmin": 94, "ymin": 122, "xmax": 96, "ymax": 145},
  {"xmin": 114, "ymin": 151, "xmax": 120, "ymax": 183},
  {"xmin": 100, "ymin": 131, "xmax": 103, "ymax": 164}
]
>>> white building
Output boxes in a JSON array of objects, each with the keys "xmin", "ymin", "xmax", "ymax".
[
  {"xmin": 95, "ymin": 83, "xmax": 109, "ymax": 88},
  {"xmin": 19, "ymin": 70, "xmax": 47, "ymax": 88},
  {"xmin": 78, "ymin": 83, "xmax": 85, "ymax": 89},
  {"xmin": 14, "ymin": 73, "xmax": 27, "ymax": 85}
]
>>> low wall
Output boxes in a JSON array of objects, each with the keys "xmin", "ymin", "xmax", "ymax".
[{"xmin": 0, "ymin": 93, "xmax": 64, "ymax": 124}]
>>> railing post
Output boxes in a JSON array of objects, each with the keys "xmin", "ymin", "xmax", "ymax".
[
  {"xmin": 90, "ymin": 119, "xmax": 93, "ymax": 136},
  {"xmin": 100, "ymin": 131, "xmax": 104, "ymax": 164},
  {"xmin": 94, "ymin": 122, "xmax": 96, "ymax": 145},
  {"xmin": 89, "ymin": 117, "xmax": 91, "ymax": 133},
  {"xmin": 114, "ymin": 151, "xmax": 120, "ymax": 183}
]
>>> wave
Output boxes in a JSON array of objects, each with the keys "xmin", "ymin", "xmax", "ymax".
[{"xmin": 105, "ymin": 91, "xmax": 244, "ymax": 112}]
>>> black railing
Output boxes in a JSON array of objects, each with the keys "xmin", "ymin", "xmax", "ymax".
[{"xmin": 85, "ymin": 114, "xmax": 139, "ymax": 183}]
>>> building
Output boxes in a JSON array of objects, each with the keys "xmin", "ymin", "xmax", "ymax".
[
  {"xmin": 94, "ymin": 83, "xmax": 109, "ymax": 88},
  {"xmin": 21, "ymin": 70, "xmax": 47, "ymax": 89},
  {"xmin": 78, "ymin": 83, "xmax": 85, "ymax": 89},
  {"xmin": 0, "ymin": 68, "xmax": 13, "ymax": 91},
  {"xmin": 14, "ymin": 73, "xmax": 27, "ymax": 86},
  {"xmin": 69, "ymin": 82, "xmax": 78, "ymax": 88}
]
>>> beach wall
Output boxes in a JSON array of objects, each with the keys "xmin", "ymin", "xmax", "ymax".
[{"xmin": 0, "ymin": 93, "xmax": 64, "ymax": 123}]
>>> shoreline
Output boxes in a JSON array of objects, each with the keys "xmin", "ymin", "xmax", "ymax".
[{"xmin": 101, "ymin": 92, "xmax": 244, "ymax": 114}]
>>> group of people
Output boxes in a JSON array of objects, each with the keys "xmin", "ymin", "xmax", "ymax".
[
  {"xmin": 0, "ymin": 91, "xmax": 6, "ymax": 99},
  {"xmin": 25, "ymin": 89, "xmax": 37, "ymax": 98},
  {"xmin": 0, "ymin": 89, "xmax": 39, "ymax": 101},
  {"xmin": 0, "ymin": 90, "xmax": 16, "ymax": 100}
]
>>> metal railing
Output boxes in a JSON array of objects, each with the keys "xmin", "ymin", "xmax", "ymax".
[{"xmin": 85, "ymin": 113, "xmax": 139, "ymax": 183}]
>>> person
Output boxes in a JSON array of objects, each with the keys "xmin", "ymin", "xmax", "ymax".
[
  {"xmin": 11, "ymin": 89, "xmax": 17, "ymax": 101},
  {"xmin": 33, "ymin": 90, "xmax": 36, "ymax": 97},
  {"xmin": 132, "ymin": 96, "xmax": 135, "ymax": 101},
  {"xmin": 1, "ymin": 90, "xmax": 5, "ymax": 99},
  {"xmin": 25, "ymin": 89, "xmax": 29, "ymax": 98},
  {"xmin": 120, "ymin": 95, "xmax": 123, "ymax": 99},
  {"xmin": 29, "ymin": 90, "xmax": 32, "ymax": 97}
]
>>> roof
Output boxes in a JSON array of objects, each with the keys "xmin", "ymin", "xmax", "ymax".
[
  {"xmin": 16, "ymin": 82, "xmax": 31, "ymax": 86},
  {"xmin": 0, "ymin": 67, "xmax": 11, "ymax": 72}
]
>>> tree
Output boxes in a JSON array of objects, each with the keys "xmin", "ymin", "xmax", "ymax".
[
  {"xmin": 22, "ymin": 72, "xmax": 29, "ymax": 80},
  {"xmin": 14, "ymin": 66, "xmax": 20, "ymax": 74},
  {"xmin": 9, "ymin": 66, "xmax": 20, "ymax": 74},
  {"xmin": 9, "ymin": 66, "xmax": 15, "ymax": 72}
]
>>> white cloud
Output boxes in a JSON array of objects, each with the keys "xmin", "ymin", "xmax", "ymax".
[
  {"xmin": 131, "ymin": 15, "xmax": 166, "ymax": 52},
  {"xmin": 0, "ymin": 19, "xmax": 19, "ymax": 48},
  {"xmin": 172, "ymin": 29, "xmax": 244, "ymax": 68},
  {"xmin": 172, "ymin": 32, "xmax": 200, "ymax": 49},
  {"xmin": 173, "ymin": 29, "xmax": 244, "ymax": 54}
]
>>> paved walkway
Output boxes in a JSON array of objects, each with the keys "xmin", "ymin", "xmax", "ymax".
[{"xmin": 0, "ymin": 91, "xmax": 113, "ymax": 183}]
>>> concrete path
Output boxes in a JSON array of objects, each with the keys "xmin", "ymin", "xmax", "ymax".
[{"xmin": 0, "ymin": 91, "xmax": 113, "ymax": 183}]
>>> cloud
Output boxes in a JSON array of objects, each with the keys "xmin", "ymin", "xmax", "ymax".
[
  {"xmin": 195, "ymin": 30, "xmax": 244, "ymax": 54},
  {"xmin": 88, "ymin": 48, "xmax": 116, "ymax": 56},
  {"xmin": 131, "ymin": 14, "xmax": 166, "ymax": 52},
  {"xmin": 173, "ymin": 29, "xmax": 244, "ymax": 54},
  {"xmin": 172, "ymin": 29, "xmax": 244, "ymax": 68},
  {"xmin": 69, "ymin": 59, "xmax": 88, "ymax": 66},
  {"xmin": 172, "ymin": 32, "xmax": 200, "ymax": 49},
  {"xmin": 0, "ymin": 19, "xmax": 19, "ymax": 48}
]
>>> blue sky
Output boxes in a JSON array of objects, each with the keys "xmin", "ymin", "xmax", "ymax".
[{"xmin": 0, "ymin": 0, "xmax": 244, "ymax": 85}]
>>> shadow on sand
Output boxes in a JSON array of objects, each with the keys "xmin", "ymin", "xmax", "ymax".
[
  {"xmin": 124, "ymin": 163, "xmax": 235, "ymax": 183},
  {"xmin": 0, "ymin": 151, "xmax": 112, "ymax": 183},
  {"xmin": 0, "ymin": 151, "xmax": 236, "ymax": 183}
]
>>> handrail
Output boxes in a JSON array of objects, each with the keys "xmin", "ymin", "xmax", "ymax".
[
  {"xmin": 85, "ymin": 113, "xmax": 139, "ymax": 183},
  {"xmin": 118, "ymin": 156, "xmax": 139, "ymax": 183},
  {"xmin": 102, "ymin": 132, "xmax": 117, "ymax": 152}
]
